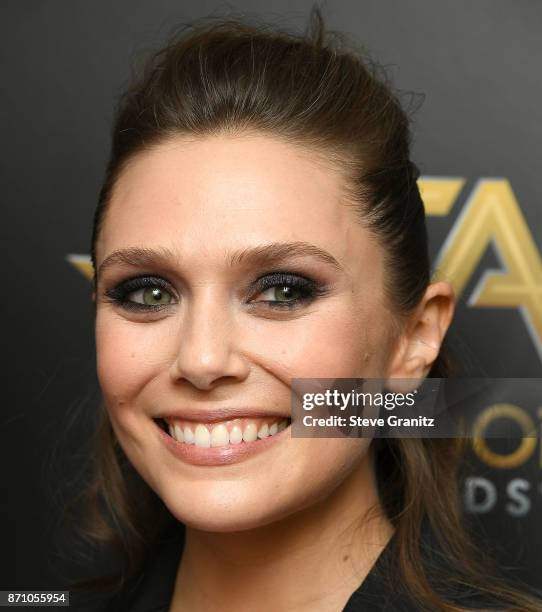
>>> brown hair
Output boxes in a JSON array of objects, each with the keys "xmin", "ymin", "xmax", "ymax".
[{"xmin": 77, "ymin": 6, "xmax": 540, "ymax": 610}]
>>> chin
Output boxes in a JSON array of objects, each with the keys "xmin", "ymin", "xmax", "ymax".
[{"xmin": 152, "ymin": 478, "xmax": 312, "ymax": 533}]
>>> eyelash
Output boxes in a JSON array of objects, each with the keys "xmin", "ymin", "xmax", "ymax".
[{"xmin": 103, "ymin": 272, "xmax": 329, "ymax": 313}]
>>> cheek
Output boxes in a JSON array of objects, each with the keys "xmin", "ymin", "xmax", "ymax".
[
  {"xmin": 247, "ymin": 303, "xmax": 391, "ymax": 379},
  {"xmin": 272, "ymin": 438, "xmax": 371, "ymax": 511},
  {"xmin": 95, "ymin": 313, "xmax": 172, "ymax": 413}
]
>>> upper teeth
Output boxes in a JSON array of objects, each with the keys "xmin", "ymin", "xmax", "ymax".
[{"xmin": 166, "ymin": 418, "xmax": 289, "ymax": 448}]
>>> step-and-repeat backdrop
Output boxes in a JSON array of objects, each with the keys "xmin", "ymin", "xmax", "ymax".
[{"xmin": 3, "ymin": 0, "xmax": 541, "ymax": 594}]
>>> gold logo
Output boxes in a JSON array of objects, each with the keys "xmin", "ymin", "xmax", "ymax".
[
  {"xmin": 420, "ymin": 178, "xmax": 542, "ymax": 361},
  {"xmin": 471, "ymin": 403, "xmax": 539, "ymax": 469}
]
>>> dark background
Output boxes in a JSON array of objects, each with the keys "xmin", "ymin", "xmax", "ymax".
[{"xmin": 2, "ymin": 0, "xmax": 541, "ymax": 598}]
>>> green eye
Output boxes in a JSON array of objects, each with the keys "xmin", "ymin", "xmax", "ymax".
[
  {"xmin": 105, "ymin": 276, "xmax": 177, "ymax": 312},
  {"xmin": 250, "ymin": 273, "xmax": 324, "ymax": 310},
  {"xmin": 268, "ymin": 286, "xmax": 303, "ymax": 302},
  {"xmin": 138, "ymin": 287, "xmax": 173, "ymax": 305}
]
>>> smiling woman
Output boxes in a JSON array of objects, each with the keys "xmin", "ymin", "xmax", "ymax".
[{"xmin": 71, "ymin": 5, "xmax": 541, "ymax": 612}]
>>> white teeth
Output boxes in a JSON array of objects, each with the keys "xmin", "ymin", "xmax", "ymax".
[
  {"xmin": 211, "ymin": 424, "xmax": 229, "ymax": 447},
  {"xmin": 174, "ymin": 423, "xmax": 184, "ymax": 443},
  {"xmin": 167, "ymin": 418, "xmax": 290, "ymax": 446},
  {"xmin": 243, "ymin": 423, "xmax": 258, "ymax": 442},
  {"xmin": 183, "ymin": 426, "xmax": 194, "ymax": 444},
  {"xmin": 229, "ymin": 424, "xmax": 243, "ymax": 444},
  {"xmin": 194, "ymin": 424, "xmax": 210, "ymax": 448}
]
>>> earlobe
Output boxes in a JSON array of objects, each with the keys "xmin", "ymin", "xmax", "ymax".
[
  {"xmin": 402, "ymin": 355, "xmax": 427, "ymax": 378},
  {"xmin": 386, "ymin": 281, "xmax": 455, "ymax": 390}
]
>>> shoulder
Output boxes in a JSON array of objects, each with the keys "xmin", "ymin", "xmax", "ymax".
[{"xmin": 342, "ymin": 526, "xmax": 537, "ymax": 612}]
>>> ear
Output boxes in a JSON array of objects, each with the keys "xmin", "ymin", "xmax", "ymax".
[{"xmin": 386, "ymin": 281, "xmax": 455, "ymax": 391}]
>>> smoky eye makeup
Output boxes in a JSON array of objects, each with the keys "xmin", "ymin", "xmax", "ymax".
[
  {"xmin": 103, "ymin": 275, "xmax": 177, "ymax": 312},
  {"xmin": 246, "ymin": 271, "xmax": 331, "ymax": 310},
  {"xmin": 101, "ymin": 269, "xmax": 332, "ymax": 314}
]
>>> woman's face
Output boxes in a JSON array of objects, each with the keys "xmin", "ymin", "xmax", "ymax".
[{"xmin": 94, "ymin": 133, "xmax": 398, "ymax": 531}]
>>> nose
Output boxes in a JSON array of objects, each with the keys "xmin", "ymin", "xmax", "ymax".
[{"xmin": 169, "ymin": 287, "xmax": 250, "ymax": 390}]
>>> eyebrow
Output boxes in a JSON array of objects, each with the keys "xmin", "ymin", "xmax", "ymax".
[{"xmin": 97, "ymin": 242, "xmax": 344, "ymax": 277}]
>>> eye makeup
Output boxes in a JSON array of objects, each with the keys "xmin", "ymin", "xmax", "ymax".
[
  {"xmin": 103, "ymin": 276, "xmax": 177, "ymax": 312},
  {"xmin": 102, "ymin": 270, "xmax": 331, "ymax": 313},
  {"xmin": 247, "ymin": 272, "xmax": 330, "ymax": 310}
]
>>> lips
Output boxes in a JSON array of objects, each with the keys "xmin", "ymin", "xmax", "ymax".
[
  {"xmin": 156, "ymin": 406, "xmax": 289, "ymax": 423},
  {"xmin": 154, "ymin": 413, "xmax": 292, "ymax": 466}
]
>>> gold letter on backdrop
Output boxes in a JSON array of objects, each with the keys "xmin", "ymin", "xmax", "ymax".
[{"xmin": 420, "ymin": 178, "xmax": 542, "ymax": 361}]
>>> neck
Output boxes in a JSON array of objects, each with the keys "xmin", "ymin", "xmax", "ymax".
[{"xmin": 170, "ymin": 452, "xmax": 394, "ymax": 612}]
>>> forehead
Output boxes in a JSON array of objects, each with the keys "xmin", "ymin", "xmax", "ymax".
[{"xmin": 97, "ymin": 133, "xmax": 374, "ymax": 266}]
